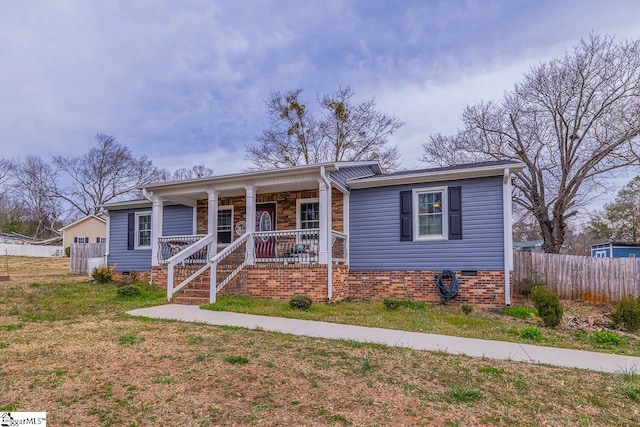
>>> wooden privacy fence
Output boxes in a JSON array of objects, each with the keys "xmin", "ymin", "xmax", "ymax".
[
  {"xmin": 512, "ymin": 251, "xmax": 640, "ymax": 302},
  {"xmin": 70, "ymin": 243, "xmax": 106, "ymax": 274}
]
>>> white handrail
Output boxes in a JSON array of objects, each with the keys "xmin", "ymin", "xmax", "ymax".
[
  {"xmin": 167, "ymin": 233, "xmax": 214, "ymax": 300},
  {"xmin": 209, "ymin": 232, "xmax": 251, "ymax": 303}
]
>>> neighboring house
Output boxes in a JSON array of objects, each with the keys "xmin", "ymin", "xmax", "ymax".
[
  {"xmin": 513, "ymin": 240, "xmax": 543, "ymax": 252},
  {"xmin": 0, "ymin": 232, "xmax": 35, "ymax": 245},
  {"xmin": 590, "ymin": 242, "xmax": 640, "ymax": 259},
  {"xmin": 60, "ymin": 213, "xmax": 108, "ymax": 248},
  {"xmin": 102, "ymin": 160, "xmax": 524, "ymax": 307}
]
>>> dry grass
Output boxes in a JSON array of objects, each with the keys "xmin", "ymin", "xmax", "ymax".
[{"xmin": 1, "ymin": 256, "xmax": 640, "ymax": 426}]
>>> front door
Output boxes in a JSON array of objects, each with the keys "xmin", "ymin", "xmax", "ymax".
[{"xmin": 255, "ymin": 203, "xmax": 276, "ymax": 258}]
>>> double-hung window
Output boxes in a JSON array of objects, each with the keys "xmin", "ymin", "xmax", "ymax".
[
  {"xmin": 413, "ymin": 187, "xmax": 447, "ymax": 240},
  {"xmin": 217, "ymin": 207, "xmax": 233, "ymax": 244},
  {"xmin": 135, "ymin": 212, "xmax": 151, "ymax": 249},
  {"xmin": 297, "ymin": 198, "xmax": 319, "ymax": 241}
]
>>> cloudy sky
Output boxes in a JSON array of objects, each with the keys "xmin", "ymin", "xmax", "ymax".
[{"xmin": 2, "ymin": 0, "xmax": 640, "ymax": 177}]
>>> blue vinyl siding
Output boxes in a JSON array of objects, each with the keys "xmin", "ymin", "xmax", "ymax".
[
  {"xmin": 591, "ymin": 244, "xmax": 640, "ymax": 258},
  {"xmin": 349, "ymin": 176, "xmax": 505, "ymax": 271},
  {"xmin": 107, "ymin": 205, "xmax": 194, "ymax": 272},
  {"xmin": 163, "ymin": 205, "xmax": 194, "ymax": 236}
]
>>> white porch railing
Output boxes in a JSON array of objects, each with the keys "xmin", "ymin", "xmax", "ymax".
[
  {"xmin": 164, "ymin": 228, "xmax": 349, "ymax": 302},
  {"xmin": 209, "ymin": 232, "xmax": 250, "ymax": 303},
  {"xmin": 331, "ymin": 230, "xmax": 348, "ymax": 264},
  {"xmin": 166, "ymin": 233, "xmax": 214, "ymax": 300},
  {"xmin": 254, "ymin": 228, "xmax": 320, "ymax": 264},
  {"xmin": 158, "ymin": 234, "xmax": 206, "ymax": 265}
]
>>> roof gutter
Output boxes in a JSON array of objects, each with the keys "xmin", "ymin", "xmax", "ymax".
[{"xmin": 346, "ymin": 163, "xmax": 525, "ymax": 189}]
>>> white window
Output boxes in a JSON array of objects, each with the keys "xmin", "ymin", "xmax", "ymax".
[
  {"xmin": 296, "ymin": 198, "xmax": 320, "ymax": 230},
  {"xmin": 136, "ymin": 212, "xmax": 151, "ymax": 249},
  {"xmin": 217, "ymin": 207, "xmax": 233, "ymax": 244},
  {"xmin": 413, "ymin": 187, "xmax": 447, "ymax": 240},
  {"xmin": 74, "ymin": 236, "xmax": 89, "ymax": 243},
  {"xmin": 97, "ymin": 237, "xmax": 107, "ymax": 243}
]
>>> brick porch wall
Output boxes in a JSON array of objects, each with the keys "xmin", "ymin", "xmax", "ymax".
[{"xmin": 153, "ymin": 265, "xmax": 506, "ymax": 307}]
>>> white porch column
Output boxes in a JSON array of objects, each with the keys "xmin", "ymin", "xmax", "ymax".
[
  {"xmin": 151, "ymin": 196, "xmax": 163, "ymax": 267},
  {"xmin": 207, "ymin": 190, "xmax": 219, "ymax": 257},
  {"xmin": 318, "ymin": 179, "xmax": 329, "ymax": 264},
  {"xmin": 245, "ymin": 186, "xmax": 256, "ymax": 265}
]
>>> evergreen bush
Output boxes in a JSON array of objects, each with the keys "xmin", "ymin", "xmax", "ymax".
[
  {"xmin": 611, "ymin": 295, "xmax": 640, "ymax": 332},
  {"xmin": 531, "ymin": 286, "xmax": 563, "ymax": 327},
  {"xmin": 91, "ymin": 265, "xmax": 115, "ymax": 284}
]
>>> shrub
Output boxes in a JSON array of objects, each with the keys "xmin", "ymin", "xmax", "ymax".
[
  {"xmin": 64, "ymin": 246, "xmax": 71, "ymax": 257},
  {"xmin": 383, "ymin": 299, "xmax": 401, "ymax": 310},
  {"xmin": 461, "ymin": 304, "xmax": 473, "ymax": 315},
  {"xmin": 611, "ymin": 295, "xmax": 640, "ymax": 332},
  {"xmin": 531, "ymin": 286, "xmax": 563, "ymax": 327},
  {"xmin": 91, "ymin": 265, "xmax": 115, "ymax": 284},
  {"xmin": 590, "ymin": 330, "xmax": 627, "ymax": 347},
  {"xmin": 503, "ymin": 306, "xmax": 536, "ymax": 320},
  {"xmin": 118, "ymin": 284, "xmax": 141, "ymax": 297},
  {"xmin": 289, "ymin": 295, "xmax": 312, "ymax": 311},
  {"xmin": 519, "ymin": 325, "xmax": 542, "ymax": 341}
]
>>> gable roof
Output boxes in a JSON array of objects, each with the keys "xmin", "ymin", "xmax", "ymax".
[
  {"xmin": 60, "ymin": 214, "xmax": 107, "ymax": 231},
  {"xmin": 346, "ymin": 160, "xmax": 526, "ymax": 189}
]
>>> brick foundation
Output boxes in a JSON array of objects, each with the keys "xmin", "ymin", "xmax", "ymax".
[
  {"xmin": 346, "ymin": 270, "xmax": 505, "ymax": 307},
  {"xmin": 152, "ymin": 265, "xmax": 507, "ymax": 308}
]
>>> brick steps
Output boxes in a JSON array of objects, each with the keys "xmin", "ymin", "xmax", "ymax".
[{"xmin": 171, "ymin": 296, "xmax": 210, "ymax": 305}]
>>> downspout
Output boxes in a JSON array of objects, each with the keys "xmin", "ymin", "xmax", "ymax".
[
  {"xmin": 104, "ymin": 212, "xmax": 110, "ymax": 268},
  {"xmin": 321, "ymin": 166, "xmax": 333, "ymax": 301},
  {"xmin": 142, "ymin": 188, "xmax": 153, "ymax": 202},
  {"xmin": 503, "ymin": 168, "xmax": 513, "ymax": 306}
]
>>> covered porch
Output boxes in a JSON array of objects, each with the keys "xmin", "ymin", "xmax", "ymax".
[{"xmin": 145, "ymin": 166, "xmax": 349, "ymax": 303}]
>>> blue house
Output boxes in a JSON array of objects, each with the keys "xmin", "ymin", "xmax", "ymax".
[
  {"xmin": 590, "ymin": 242, "xmax": 640, "ymax": 259},
  {"xmin": 103, "ymin": 160, "xmax": 524, "ymax": 307}
]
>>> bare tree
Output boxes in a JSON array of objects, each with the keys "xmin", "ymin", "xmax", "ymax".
[
  {"xmin": 53, "ymin": 133, "xmax": 157, "ymax": 215},
  {"xmin": 247, "ymin": 86, "xmax": 403, "ymax": 171},
  {"xmin": 587, "ymin": 175, "xmax": 640, "ymax": 243},
  {"xmin": 155, "ymin": 164, "xmax": 215, "ymax": 182},
  {"xmin": 7, "ymin": 156, "xmax": 62, "ymax": 239},
  {"xmin": 421, "ymin": 35, "xmax": 640, "ymax": 253}
]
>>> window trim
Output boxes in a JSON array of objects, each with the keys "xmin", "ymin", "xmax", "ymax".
[
  {"xmin": 134, "ymin": 211, "xmax": 152, "ymax": 249},
  {"xmin": 217, "ymin": 205, "xmax": 234, "ymax": 245},
  {"xmin": 412, "ymin": 186, "xmax": 448, "ymax": 241},
  {"xmin": 296, "ymin": 198, "xmax": 320, "ymax": 230}
]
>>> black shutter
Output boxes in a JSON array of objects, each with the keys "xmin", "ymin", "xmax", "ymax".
[
  {"xmin": 448, "ymin": 186, "xmax": 462, "ymax": 240},
  {"xmin": 127, "ymin": 213, "xmax": 135, "ymax": 250},
  {"xmin": 73, "ymin": 237, "xmax": 78, "ymax": 243},
  {"xmin": 400, "ymin": 191, "xmax": 413, "ymax": 241}
]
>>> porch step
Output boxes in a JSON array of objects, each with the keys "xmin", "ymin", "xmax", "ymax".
[
  {"xmin": 176, "ymin": 288, "xmax": 210, "ymax": 298},
  {"xmin": 171, "ymin": 296, "xmax": 210, "ymax": 305},
  {"xmin": 171, "ymin": 286, "xmax": 211, "ymax": 305}
]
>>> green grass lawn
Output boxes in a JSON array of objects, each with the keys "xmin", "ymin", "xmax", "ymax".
[
  {"xmin": 1, "ymin": 256, "xmax": 639, "ymax": 426},
  {"xmin": 202, "ymin": 294, "xmax": 640, "ymax": 357}
]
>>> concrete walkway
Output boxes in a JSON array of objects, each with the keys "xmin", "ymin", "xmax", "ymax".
[{"xmin": 127, "ymin": 304, "xmax": 640, "ymax": 375}]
